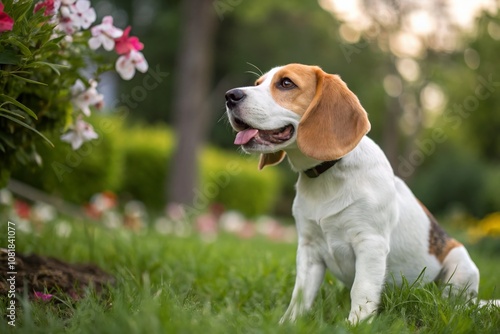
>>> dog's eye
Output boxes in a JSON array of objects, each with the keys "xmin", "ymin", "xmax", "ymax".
[{"xmin": 278, "ymin": 78, "xmax": 296, "ymax": 90}]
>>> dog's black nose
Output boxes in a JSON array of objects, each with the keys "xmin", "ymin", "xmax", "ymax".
[{"xmin": 225, "ymin": 89, "xmax": 246, "ymax": 108}]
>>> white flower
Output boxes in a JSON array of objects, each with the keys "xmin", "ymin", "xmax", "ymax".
[
  {"xmin": 72, "ymin": 0, "xmax": 96, "ymax": 29},
  {"xmin": 71, "ymin": 79, "xmax": 104, "ymax": 116},
  {"xmin": 58, "ymin": 0, "xmax": 96, "ymax": 34},
  {"xmin": 58, "ymin": 12, "xmax": 77, "ymax": 35},
  {"xmin": 31, "ymin": 203, "xmax": 57, "ymax": 223},
  {"xmin": 0, "ymin": 189, "xmax": 13, "ymax": 205},
  {"xmin": 88, "ymin": 16, "xmax": 123, "ymax": 51},
  {"xmin": 55, "ymin": 221, "xmax": 72, "ymax": 238},
  {"xmin": 70, "ymin": 78, "xmax": 86, "ymax": 95},
  {"xmin": 115, "ymin": 50, "xmax": 148, "ymax": 80},
  {"xmin": 61, "ymin": 118, "xmax": 99, "ymax": 150}
]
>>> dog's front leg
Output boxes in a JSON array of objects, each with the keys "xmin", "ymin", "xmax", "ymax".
[
  {"xmin": 348, "ymin": 237, "xmax": 389, "ymax": 324},
  {"xmin": 280, "ymin": 242, "xmax": 326, "ymax": 323}
]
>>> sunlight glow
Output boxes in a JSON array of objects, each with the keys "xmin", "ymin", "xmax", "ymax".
[
  {"xmin": 405, "ymin": 10, "xmax": 435, "ymax": 36},
  {"xmin": 464, "ymin": 48, "xmax": 481, "ymax": 70},
  {"xmin": 400, "ymin": 93, "xmax": 420, "ymax": 135},
  {"xmin": 339, "ymin": 24, "xmax": 361, "ymax": 43},
  {"xmin": 390, "ymin": 31, "xmax": 424, "ymax": 58},
  {"xmin": 446, "ymin": 0, "xmax": 498, "ymax": 31},
  {"xmin": 396, "ymin": 58, "xmax": 421, "ymax": 82},
  {"xmin": 421, "ymin": 83, "xmax": 446, "ymax": 113},
  {"xmin": 487, "ymin": 22, "xmax": 500, "ymax": 40},
  {"xmin": 322, "ymin": 0, "xmax": 499, "ymax": 56},
  {"xmin": 383, "ymin": 75, "xmax": 403, "ymax": 98}
]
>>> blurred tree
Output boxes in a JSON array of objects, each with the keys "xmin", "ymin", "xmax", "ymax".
[{"xmin": 167, "ymin": 0, "xmax": 219, "ymax": 205}]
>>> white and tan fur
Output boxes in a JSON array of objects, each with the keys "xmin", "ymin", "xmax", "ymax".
[{"xmin": 225, "ymin": 64, "xmax": 497, "ymax": 324}]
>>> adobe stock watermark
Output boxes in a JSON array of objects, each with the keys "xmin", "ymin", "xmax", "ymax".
[
  {"xmin": 5, "ymin": 221, "xmax": 17, "ymax": 327},
  {"xmin": 340, "ymin": 40, "xmax": 370, "ymax": 64},
  {"xmin": 398, "ymin": 74, "xmax": 500, "ymax": 177},
  {"xmin": 213, "ymin": 0, "xmax": 243, "ymax": 21},
  {"xmin": 51, "ymin": 65, "xmax": 169, "ymax": 182}
]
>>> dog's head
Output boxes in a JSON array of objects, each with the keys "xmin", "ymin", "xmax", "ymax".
[{"xmin": 225, "ymin": 64, "xmax": 371, "ymax": 169}]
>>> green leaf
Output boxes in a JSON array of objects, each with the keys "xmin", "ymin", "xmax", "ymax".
[
  {"xmin": 7, "ymin": 37, "xmax": 32, "ymax": 57},
  {"xmin": 0, "ymin": 113, "xmax": 54, "ymax": 147},
  {"xmin": 0, "ymin": 94, "xmax": 38, "ymax": 119},
  {"xmin": 0, "ymin": 107, "xmax": 26, "ymax": 119},
  {"xmin": 9, "ymin": 0, "xmax": 32, "ymax": 23},
  {"xmin": 9, "ymin": 74, "xmax": 47, "ymax": 86},
  {"xmin": 48, "ymin": 35, "xmax": 65, "ymax": 45},
  {"xmin": 3, "ymin": 70, "xmax": 31, "ymax": 75},
  {"xmin": 25, "ymin": 61, "xmax": 68, "ymax": 75},
  {"xmin": 0, "ymin": 49, "xmax": 21, "ymax": 65}
]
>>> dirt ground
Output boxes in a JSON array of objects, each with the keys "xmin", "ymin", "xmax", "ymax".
[{"xmin": 0, "ymin": 249, "xmax": 114, "ymax": 300}]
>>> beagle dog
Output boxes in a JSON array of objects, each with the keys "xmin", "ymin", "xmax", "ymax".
[{"xmin": 225, "ymin": 64, "xmax": 494, "ymax": 324}]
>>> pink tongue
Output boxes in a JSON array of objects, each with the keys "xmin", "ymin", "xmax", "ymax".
[{"xmin": 234, "ymin": 129, "xmax": 259, "ymax": 145}]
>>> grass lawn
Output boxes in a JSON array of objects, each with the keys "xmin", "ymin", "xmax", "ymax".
[{"xmin": 1, "ymin": 218, "xmax": 499, "ymax": 333}]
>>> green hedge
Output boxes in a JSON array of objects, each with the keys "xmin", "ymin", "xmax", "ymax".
[
  {"xmin": 410, "ymin": 143, "xmax": 499, "ymax": 218},
  {"xmin": 14, "ymin": 115, "xmax": 124, "ymax": 203},
  {"xmin": 116, "ymin": 123, "xmax": 282, "ymax": 216},
  {"xmin": 114, "ymin": 123, "xmax": 174, "ymax": 209},
  {"xmin": 482, "ymin": 166, "xmax": 500, "ymax": 214},
  {"xmin": 200, "ymin": 148, "xmax": 282, "ymax": 217},
  {"xmin": 14, "ymin": 116, "xmax": 283, "ymax": 217}
]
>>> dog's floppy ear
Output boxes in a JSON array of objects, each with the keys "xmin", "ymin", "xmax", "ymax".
[
  {"xmin": 297, "ymin": 70, "xmax": 371, "ymax": 161},
  {"xmin": 258, "ymin": 151, "xmax": 286, "ymax": 170}
]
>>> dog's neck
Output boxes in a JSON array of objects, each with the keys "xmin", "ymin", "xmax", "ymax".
[
  {"xmin": 285, "ymin": 148, "xmax": 325, "ymax": 173},
  {"xmin": 303, "ymin": 159, "xmax": 342, "ymax": 178}
]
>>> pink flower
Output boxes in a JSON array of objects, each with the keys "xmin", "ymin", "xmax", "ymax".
[
  {"xmin": 70, "ymin": 79, "xmax": 104, "ymax": 116},
  {"xmin": 61, "ymin": 117, "xmax": 99, "ymax": 150},
  {"xmin": 0, "ymin": 2, "xmax": 14, "ymax": 33},
  {"xmin": 14, "ymin": 200, "xmax": 31, "ymax": 219},
  {"xmin": 88, "ymin": 16, "xmax": 123, "ymax": 51},
  {"xmin": 115, "ymin": 50, "xmax": 148, "ymax": 80},
  {"xmin": 114, "ymin": 26, "xmax": 144, "ymax": 55},
  {"xmin": 86, "ymin": 191, "xmax": 117, "ymax": 219},
  {"xmin": 34, "ymin": 292, "xmax": 53, "ymax": 301},
  {"xmin": 34, "ymin": 0, "xmax": 61, "ymax": 16}
]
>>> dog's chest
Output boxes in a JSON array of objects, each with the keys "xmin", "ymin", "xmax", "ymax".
[
  {"xmin": 294, "ymin": 206, "xmax": 358, "ymax": 287},
  {"xmin": 292, "ymin": 168, "xmax": 384, "ymax": 287}
]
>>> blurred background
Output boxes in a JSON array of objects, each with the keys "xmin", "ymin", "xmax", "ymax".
[{"xmin": 13, "ymin": 0, "xmax": 500, "ymax": 229}]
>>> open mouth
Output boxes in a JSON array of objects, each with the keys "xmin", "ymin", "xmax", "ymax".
[{"xmin": 232, "ymin": 118, "xmax": 294, "ymax": 146}]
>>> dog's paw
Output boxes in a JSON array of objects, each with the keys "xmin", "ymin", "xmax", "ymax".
[
  {"xmin": 347, "ymin": 305, "xmax": 376, "ymax": 325},
  {"xmin": 279, "ymin": 303, "xmax": 303, "ymax": 324},
  {"xmin": 278, "ymin": 316, "xmax": 290, "ymax": 325},
  {"xmin": 279, "ymin": 311, "xmax": 297, "ymax": 324}
]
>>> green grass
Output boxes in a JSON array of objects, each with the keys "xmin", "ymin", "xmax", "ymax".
[{"xmin": 1, "ymin": 219, "xmax": 499, "ymax": 333}]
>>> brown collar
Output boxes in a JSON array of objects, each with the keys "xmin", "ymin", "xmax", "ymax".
[{"xmin": 303, "ymin": 159, "xmax": 342, "ymax": 178}]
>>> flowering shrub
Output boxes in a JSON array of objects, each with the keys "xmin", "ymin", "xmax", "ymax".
[
  {"xmin": 0, "ymin": 0, "xmax": 148, "ymax": 186},
  {"xmin": 468, "ymin": 212, "xmax": 500, "ymax": 241}
]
